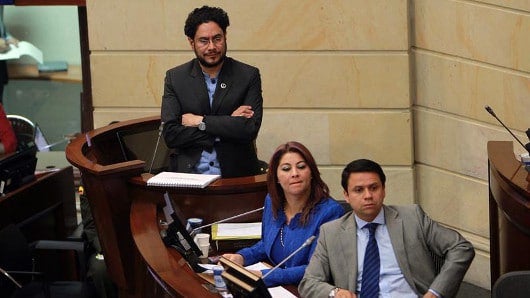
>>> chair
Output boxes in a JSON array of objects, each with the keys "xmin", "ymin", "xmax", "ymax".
[
  {"xmin": 492, "ymin": 271, "xmax": 530, "ymax": 298},
  {"xmin": 0, "ymin": 224, "xmax": 96, "ymax": 298},
  {"xmin": 6, "ymin": 115, "xmax": 36, "ymax": 151}
]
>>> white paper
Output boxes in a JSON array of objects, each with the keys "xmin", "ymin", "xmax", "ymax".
[
  {"xmin": 216, "ymin": 222, "xmax": 261, "ymax": 238},
  {"xmin": 147, "ymin": 171, "xmax": 220, "ymax": 188},
  {"xmin": 245, "ymin": 262, "xmax": 297, "ymax": 298},
  {"xmin": 267, "ymin": 286, "xmax": 297, "ymax": 298},
  {"xmin": 0, "ymin": 41, "xmax": 43, "ymax": 64}
]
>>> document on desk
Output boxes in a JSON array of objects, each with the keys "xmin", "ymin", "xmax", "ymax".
[
  {"xmin": 211, "ymin": 222, "xmax": 262, "ymax": 240},
  {"xmin": 245, "ymin": 262, "xmax": 297, "ymax": 298},
  {"xmin": 0, "ymin": 41, "xmax": 43, "ymax": 64}
]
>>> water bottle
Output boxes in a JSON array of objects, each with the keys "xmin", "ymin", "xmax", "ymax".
[{"xmin": 213, "ymin": 265, "xmax": 227, "ymax": 292}]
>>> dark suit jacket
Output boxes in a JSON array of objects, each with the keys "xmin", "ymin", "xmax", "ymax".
[
  {"xmin": 299, "ymin": 205, "xmax": 475, "ymax": 298},
  {"xmin": 161, "ymin": 57, "xmax": 263, "ymax": 178}
]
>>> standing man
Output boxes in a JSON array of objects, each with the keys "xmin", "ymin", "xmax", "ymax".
[
  {"xmin": 161, "ymin": 5, "xmax": 263, "ymax": 178},
  {"xmin": 299, "ymin": 159, "xmax": 475, "ymax": 298}
]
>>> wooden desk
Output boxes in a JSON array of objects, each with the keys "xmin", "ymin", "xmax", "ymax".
[
  {"xmin": 0, "ymin": 166, "xmax": 77, "ymax": 242},
  {"xmin": 66, "ymin": 116, "xmax": 268, "ymax": 297},
  {"xmin": 129, "ymin": 178, "xmax": 305, "ymax": 298},
  {"xmin": 8, "ymin": 64, "xmax": 82, "ymax": 83},
  {"xmin": 488, "ymin": 141, "xmax": 530, "ymax": 287}
]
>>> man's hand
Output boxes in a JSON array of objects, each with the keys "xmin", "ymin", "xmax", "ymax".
[
  {"xmin": 335, "ymin": 288, "xmax": 356, "ymax": 298},
  {"xmin": 181, "ymin": 113, "xmax": 203, "ymax": 127},
  {"xmin": 231, "ymin": 105, "xmax": 254, "ymax": 118},
  {"xmin": 249, "ymin": 269, "xmax": 262, "ymax": 277},
  {"xmin": 0, "ymin": 38, "xmax": 9, "ymax": 53},
  {"xmin": 423, "ymin": 291, "xmax": 439, "ymax": 298},
  {"xmin": 6, "ymin": 37, "xmax": 19, "ymax": 47}
]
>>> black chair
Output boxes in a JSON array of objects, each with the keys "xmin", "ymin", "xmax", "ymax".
[
  {"xmin": 492, "ymin": 271, "xmax": 530, "ymax": 298},
  {"xmin": 6, "ymin": 115, "xmax": 36, "ymax": 151},
  {"xmin": 0, "ymin": 224, "xmax": 96, "ymax": 298}
]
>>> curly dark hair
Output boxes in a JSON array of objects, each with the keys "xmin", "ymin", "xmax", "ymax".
[
  {"xmin": 267, "ymin": 141, "xmax": 331, "ymax": 226},
  {"xmin": 184, "ymin": 6, "xmax": 230, "ymax": 39}
]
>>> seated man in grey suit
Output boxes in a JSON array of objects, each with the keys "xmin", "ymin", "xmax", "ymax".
[
  {"xmin": 161, "ymin": 5, "xmax": 263, "ymax": 178},
  {"xmin": 299, "ymin": 159, "xmax": 475, "ymax": 298}
]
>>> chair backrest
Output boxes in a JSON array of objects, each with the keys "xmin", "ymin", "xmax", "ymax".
[
  {"xmin": 0, "ymin": 224, "xmax": 33, "ymax": 296},
  {"xmin": 492, "ymin": 271, "xmax": 530, "ymax": 298},
  {"xmin": 6, "ymin": 115, "xmax": 36, "ymax": 151}
]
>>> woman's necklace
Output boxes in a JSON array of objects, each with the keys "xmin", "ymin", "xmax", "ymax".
[{"xmin": 280, "ymin": 224, "xmax": 285, "ymax": 247}]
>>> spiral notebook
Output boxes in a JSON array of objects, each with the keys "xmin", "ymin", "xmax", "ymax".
[{"xmin": 146, "ymin": 172, "xmax": 220, "ymax": 188}]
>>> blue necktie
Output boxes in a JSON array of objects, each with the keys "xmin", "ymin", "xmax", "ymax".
[{"xmin": 361, "ymin": 223, "xmax": 380, "ymax": 298}]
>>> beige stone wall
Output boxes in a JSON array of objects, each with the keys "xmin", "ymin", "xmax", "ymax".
[
  {"xmin": 413, "ymin": 0, "xmax": 530, "ymax": 289},
  {"xmin": 86, "ymin": 0, "xmax": 530, "ymax": 291},
  {"xmin": 86, "ymin": 0, "xmax": 413, "ymax": 203}
]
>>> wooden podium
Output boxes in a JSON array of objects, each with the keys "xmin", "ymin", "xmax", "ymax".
[
  {"xmin": 488, "ymin": 141, "xmax": 530, "ymax": 287},
  {"xmin": 66, "ymin": 116, "xmax": 268, "ymax": 297}
]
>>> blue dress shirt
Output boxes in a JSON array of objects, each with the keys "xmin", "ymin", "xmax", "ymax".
[
  {"xmin": 355, "ymin": 211, "xmax": 428, "ymax": 297},
  {"xmin": 237, "ymin": 195, "xmax": 344, "ymax": 287},
  {"xmin": 194, "ymin": 72, "xmax": 221, "ymax": 175}
]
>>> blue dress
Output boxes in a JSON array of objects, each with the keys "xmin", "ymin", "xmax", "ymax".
[{"xmin": 237, "ymin": 194, "xmax": 344, "ymax": 287}]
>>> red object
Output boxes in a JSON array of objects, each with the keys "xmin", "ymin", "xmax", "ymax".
[{"xmin": 0, "ymin": 104, "xmax": 17, "ymax": 154}]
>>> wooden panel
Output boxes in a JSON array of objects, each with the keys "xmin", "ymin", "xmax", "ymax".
[
  {"xmin": 15, "ymin": 0, "xmax": 85, "ymax": 5},
  {"xmin": 0, "ymin": 166, "xmax": 77, "ymax": 239},
  {"xmin": 8, "ymin": 64, "xmax": 82, "ymax": 83},
  {"xmin": 488, "ymin": 141, "xmax": 530, "ymax": 287}
]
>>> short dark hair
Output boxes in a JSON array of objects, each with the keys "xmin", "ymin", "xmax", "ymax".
[
  {"xmin": 184, "ymin": 6, "xmax": 230, "ymax": 39},
  {"xmin": 341, "ymin": 159, "xmax": 386, "ymax": 191},
  {"xmin": 267, "ymin": 141, "xmax": 330, "ymax": 225}
]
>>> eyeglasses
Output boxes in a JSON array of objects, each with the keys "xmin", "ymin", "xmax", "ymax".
[{"xmin": 195, "ymin": 35, "xmax": 224, "ymax": 48}]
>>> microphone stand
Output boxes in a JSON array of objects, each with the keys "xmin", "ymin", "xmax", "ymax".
[
  {"xmin": 191, "ymin": 207, "xmax": 264, "ymax": 233},
  {"xmin": 262, "ymin": 235, "xmax": 316, "ymax": 279},
  {"xmin": 485, "ymin": 105, "xmax": 529, "ymax": 152},
  {"xmin": 149, "ymin": 122, "xmax": 164, "ymax": 174}
]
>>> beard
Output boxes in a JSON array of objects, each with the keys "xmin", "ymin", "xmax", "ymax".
[{"xmin": 196, "ymin": 48, "xmax": 227, "ymax": 69}]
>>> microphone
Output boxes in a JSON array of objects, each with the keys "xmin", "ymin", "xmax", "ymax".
[
  {"xmin": 39, "ymin": 138, "xmax": 69, "ymax": 151},
  {"xmin": 262, "ymin": 235, "xmax": 316, "ymax": 279},
  {"xmin": 191, "ymin": 207, "xmax": 264, "ymax": 233},
  {"xmin": 148, "ymin": 121, "xmax": 164, "ymax": 174},
  {"xmin": 0, "ymin": 266, "xmax": 22, "ymax": 288},
  {"xmin": 85, "ymin": 133, "xmax": 92, "ymax": 147},
  {"xmin": 484, "ymin": 105, "xmax": 530, "ymax": 153}
]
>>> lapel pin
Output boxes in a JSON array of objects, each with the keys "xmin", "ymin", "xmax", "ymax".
[{"xmin": 220, "ymin": 83, "xmax": 227, "ymax": 89}]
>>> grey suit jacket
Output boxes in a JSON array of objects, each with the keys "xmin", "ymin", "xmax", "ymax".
[
  {"xmin": 299, "ymin": 205, "xmax": 475, "ymax": 298},
  {"xmin": 161, "ymin": 57, "xmax": 263, "ymax": 178}
]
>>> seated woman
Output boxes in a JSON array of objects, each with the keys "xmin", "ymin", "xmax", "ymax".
[
  {"xmin": 223, "ymin": 141, "xmax": 344, "ymax": 287},
  {"xmin": 0, "ymin": 103, "xmax": 17, "ymax": 155}
]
